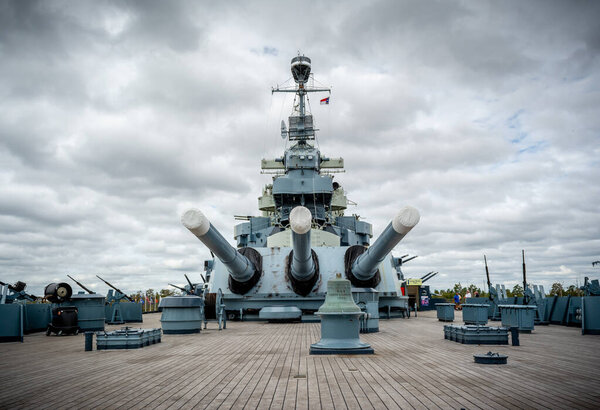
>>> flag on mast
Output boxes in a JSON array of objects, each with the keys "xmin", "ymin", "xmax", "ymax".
[{"xmin": 320, "ymin": 97, "xmax": 329, "ymax": 105}]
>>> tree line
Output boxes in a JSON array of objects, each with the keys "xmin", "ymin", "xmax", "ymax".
[{"xmin": 433, "ymin": 282, "xmax": 586, "ymax": 300}]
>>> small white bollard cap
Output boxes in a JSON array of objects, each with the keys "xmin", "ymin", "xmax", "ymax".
[
  {"xmin": 181, "ymin": 208, "xmax": 211, "ymax": 236},
  {"xmin": 290, "ymin": 206, "xmax": 312, "ymax": 235},
  {"xmin": 392, "ymin": 206, "xmax": 420, "ymax": 235}
]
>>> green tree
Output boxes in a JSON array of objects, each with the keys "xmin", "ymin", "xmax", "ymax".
[
  {"xmin": 549, "ymin": 282, "xmax": 564, "ymax": 296},
  {"xmin": 511, "ymin": 284, "xmax": 524, "ymax": 297},
  {"xmin": 565, "ymin": 285, "xmax": 582, "ymax": 297},
  {"xmin": 160, "ymin": 288, "xmax": 177, "ymax": 298}
]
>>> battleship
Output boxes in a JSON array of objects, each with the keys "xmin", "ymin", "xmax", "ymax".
[
  {"xmin": 181, "ymin": 55, "xmax": 419, "ymax": 321},
  {"xmin": 1, "ymin": 56, "xmax": 599, "ymax": 409}
]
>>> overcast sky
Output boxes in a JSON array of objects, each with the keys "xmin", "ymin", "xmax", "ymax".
[{"xmin": 1, "ymin": 0, "xmax": 599, "ymax": 297}]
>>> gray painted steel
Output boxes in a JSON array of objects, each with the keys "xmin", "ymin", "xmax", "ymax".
[
  {"xmin": 0, "ymin": 304, "xmax": 24, "ymax": 343},
  {"xmin": 499, "ymin": 305, "xmax": 536, "ymax": 332},
  {"xmin": 24, "ymin": 304, "xmax": 51, "ymax": 333},
  {"xmin": 444, "ymin": 324, "xmax": 509, "ymax": 345},
  {"xmin": 462, "ymin": 304, "xmax": 489, "ymax": 325},
  {"xmin": 159, "ymin": 296, "xmax": 203, "ymax": 334},
  {"xmin": 195, "ymin": 223, "xmax": 256, "ymax": 284},
  {"xmin": 581, "ymin": 296, "xmax": 600, "ymax": 335},
  {"xmin": 291, "ymin": 230, "xmax": 315, "ymax": 281},
  {"xmin": 259, "ymin": 306, "xmax": 302, "ymax": 321},
  {"xmin": 63, "ymin": 294, "xmax": 106, "ymax": 331},
  {"xmin": 352, "ymin": 222, "xmax": 408, "ymax": 281},
  {"xmin": 436, "ymin": 303, "xmax": 455, "ymax": 322}
]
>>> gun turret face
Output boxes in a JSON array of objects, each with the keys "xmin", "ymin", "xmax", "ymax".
[
  {"xmin": 287, "ymin": 206, "xmax": 319, "ymax": 296},
  {"xmin": 346, "ymin": 206, "xmax": 420, "ymax": 288},
  {"xmin": 182, "ymin": 209, "xmax": 262, "ymax": 294}
]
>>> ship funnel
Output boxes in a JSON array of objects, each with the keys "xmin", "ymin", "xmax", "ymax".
[
  {"xmin": 287, "ymin": 206, "xmax": 319, "ymax": 296},
  {"xmin": 291, "ymin": 56, "xmax": 311, "ymax": 84},
  {"xmin": 182, "ymin": 209, "xmax": 262, "ymax": 294},
  {"xmin": 346, "ymin": 206, "xmax": 420, "ymax": 287}
]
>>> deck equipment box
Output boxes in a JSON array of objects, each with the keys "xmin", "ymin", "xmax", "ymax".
[
  {"xmin": 436, "ymin": 303, "xmax": 455, "ymax": 322},
  {"xmin": 462, "ymin": 303, "xmax": 489, "ymax": 325},
  {"xmin": 499, "ymin": 305, "xmax": 536, "ymax": 333},
  {"xmin": 444, "ymin": 324, "xmax": 508, "ymax": 345}
]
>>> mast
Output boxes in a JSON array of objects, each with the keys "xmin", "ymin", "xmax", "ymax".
[{"xmin": 272, "ymin": 55, "xmax": 330, "ymax": 144}]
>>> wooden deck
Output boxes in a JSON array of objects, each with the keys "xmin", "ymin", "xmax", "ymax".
[{"xmin": 0, "ymin": 310, "xmax": 598, "ymax": 409}]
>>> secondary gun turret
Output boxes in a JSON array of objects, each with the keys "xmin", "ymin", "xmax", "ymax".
[
  {"xmin": 182, "ymin": 209, "xmax": 262, "ymax": 294},
  {"xmin": 346, "ymin": 206, "xmax": 420, "ymax": 287},
  {"xmin": 287, "ymin": 206, "xmax": 319, "ymax": 296}
]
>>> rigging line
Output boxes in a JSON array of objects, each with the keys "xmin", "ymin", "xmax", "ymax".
[
  {"xmin": 264, "ymin": 91, "xmax": 274, "ymax": 157},
  {"xmin": 306, "ymin": 94, "xmax": 320, "ymax": 150},
  {"xmin": 278, "ymin": 91, "xmax": 288, "ymax": 151}
]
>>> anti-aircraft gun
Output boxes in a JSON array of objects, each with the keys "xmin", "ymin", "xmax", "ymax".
[
  {"xmin": 181, "ymin": 55, "xmax": 421, "ymax": 320},
  {"xmin": 580, "ymin": 277, "xmax": 600, "ymax": 297},
  {"xmin": 96, "ymin": 275, "xmax": 142, "ymax": 324},
  {"xmin": 169, "ymin": 274, "xmax": 205, "ymax": 296},
  {"xmin": 0, "ymin": 280, "xmax": 41, "ymax": 303},
  {"xmin": 67, "ymin": 275, "xmax": 95, "ymax": 294}
]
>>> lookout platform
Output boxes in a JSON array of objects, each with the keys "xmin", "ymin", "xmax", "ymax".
[{"xmin": 0, "ymin": 310, "xmax": 598, "ymax": 409}]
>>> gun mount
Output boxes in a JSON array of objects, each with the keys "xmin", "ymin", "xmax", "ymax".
[
  {"xmin": 580, "ymin": 277, "xmax": 600, "ymax": 296},
  {"xmin": 96, "ymin": 275, "xmax": 133, "ymax": 302},
  {"xmin": 346, "ymin": 206, "xmax": 420, "ymax": 288},
  {"xmin": 0, "ymin": 280, "xmax": 40, "ymax": 302},
  {"xmin": 182, "ymin": 209, "xmax": 261, "ymax": 295},
  {"xmin": 169, "ymin": 283, "xmax": 186, "ymax": 292}
]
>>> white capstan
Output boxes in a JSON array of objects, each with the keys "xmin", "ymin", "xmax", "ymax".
[
  {"xmin": 391, "ymin": 206, "xmax": 420, "ymax": 235},
  {"xmin": 289, "ymin": 206, "xmax": 312, "ymax": 235},
  {"xmin": 181, "ymin": 208, "xmax": 211, "ymax": 236}
]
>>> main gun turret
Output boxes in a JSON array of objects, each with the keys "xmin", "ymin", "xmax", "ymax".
[
  {"xmin": 346, "ymin": 206, "xmax": 420, "ymax": 287},
  {"xmin": 182, "ymin": 209, "xmax": 262, "ymax": 294}
]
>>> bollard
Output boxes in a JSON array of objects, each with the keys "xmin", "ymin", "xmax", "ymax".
[
  {"xmin": 85, "ymin": 332, "xmax": 94, "ymax": 351},
  {"xmin": 510, "ymin": 327, "xmax": 520, "ymax": 346}
]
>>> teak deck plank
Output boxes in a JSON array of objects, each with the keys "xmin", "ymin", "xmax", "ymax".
[{"xmin": 1, "ymin": 310, "xmax": 599, "ymax": 409}]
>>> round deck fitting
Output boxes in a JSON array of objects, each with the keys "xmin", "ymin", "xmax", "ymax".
[{"xmin": 473, "ymin": 352, "xmax": 508, "ymax": 364}]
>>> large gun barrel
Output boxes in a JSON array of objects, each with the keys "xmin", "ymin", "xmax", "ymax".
[
  {"xmin": 182, "ymin": 209, "xmax": 261, "ymax": 294},
  {"xmin": 287, "ymin": 206, "xmax": 318, "ymax": 296},
  {"xmin": 96, "ymin": 275, "xmax": 134, "ymax": 302},
  {"xmin": 349, "ymin": 206, "xmax": 420, "ymax": 287}
]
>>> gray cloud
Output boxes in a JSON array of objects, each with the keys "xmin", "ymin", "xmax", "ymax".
[{"xmin": 1, "ymin": 0, "xmax": 599, "ymax": 296}]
